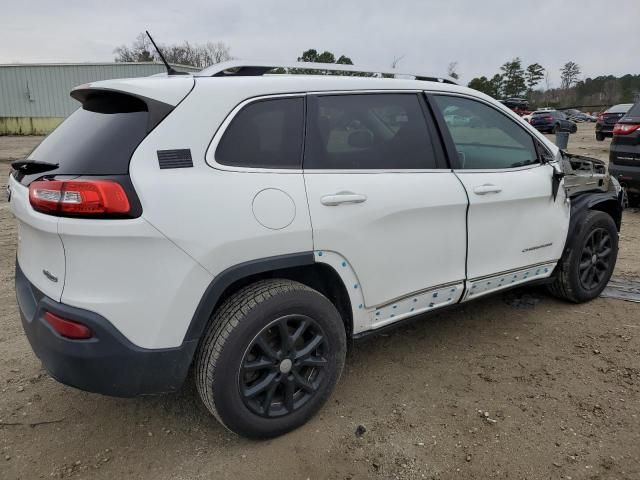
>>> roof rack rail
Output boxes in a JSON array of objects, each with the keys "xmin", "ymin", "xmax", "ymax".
[{"xmin": 195, "ymin": 60, "xmax": 457, "ymax": 84}]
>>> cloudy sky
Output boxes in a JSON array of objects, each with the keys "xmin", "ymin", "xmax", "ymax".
[{"xmin": 1, "ymin": 0, "xmax": 638, "ymax": 86}]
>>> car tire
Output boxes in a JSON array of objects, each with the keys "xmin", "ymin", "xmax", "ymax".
[
  {"xmin": 195, "ymin": 279, "xmax": 347, "ymax": 438},
  {"xmin": 595, "ymin": 132, "xmax": 604, "ymax": 141},
  {"xmin": 570, "ymin": 124, "xmax": 578, "ymax": 133},
  {"xmin": 548, "ymin": 210, "xmax": 618, "ymax": 303}
]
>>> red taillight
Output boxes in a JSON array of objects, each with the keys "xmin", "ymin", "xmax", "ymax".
[
  {"xmin": 44, "ymin": 312, "xmax": 92, "ymax": 339},
  {"xmin": 29, "ymin": 180, "xmax": 130, "ymax": 217},
  {"xmin": 613, "ymin": 123, "xmax": 640, "ymax": 136}
]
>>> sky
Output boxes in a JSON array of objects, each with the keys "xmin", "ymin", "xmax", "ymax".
[{"xmin": 1, "ymin": 0, "xmax": 638, "ymax": 87}]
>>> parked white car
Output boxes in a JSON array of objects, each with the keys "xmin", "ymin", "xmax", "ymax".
[
  {"xmin": 9, "ymin": 61, "xmax": 624, "ymax": 438},
  {"xmin": 522, "ymin": 108, "xmax": 555, "ymax": 123}
]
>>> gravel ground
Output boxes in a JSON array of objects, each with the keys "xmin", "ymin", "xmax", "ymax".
[{"xmin": 0, "ymin": 124, "xmax": 639, "ymax": 480}]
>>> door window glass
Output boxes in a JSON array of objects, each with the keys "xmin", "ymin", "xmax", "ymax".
[
  {"xmin": 305, "ymin": 94, "xmax": 437, "ymax": 169},
  {"xmin": 433, "ymin": 95, "xmax": 539, "ymax": 169}
]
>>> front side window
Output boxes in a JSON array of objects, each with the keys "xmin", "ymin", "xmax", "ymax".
[
  {"xmin": 305, "ymin": 94, "xmax": 437, "ymax": 169},
  {"xmin": 433, "ymin": 95, "xmax": 539, "ymax": 170},
  {"xmin": 216, "ymin": 97, "xmax": 304, "ymax": 169}
]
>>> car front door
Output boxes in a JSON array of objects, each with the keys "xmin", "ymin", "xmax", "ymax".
[
  {"xmin": 430, "ymin": 93, "xmax": 570, "ymax": 299},
  {"xmin": 303, "ymin": 92, "xmax": 468, "ymax": 330}
]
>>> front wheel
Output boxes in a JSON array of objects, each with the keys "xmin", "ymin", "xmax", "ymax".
[
  {"xmin": 548, "ymin": 210, "xmax": 618, "ymax": 303},
  {"xmin": 195, "ymin": 279, "xmax": 347, "ymax": 438},
  {"xmin": 596, "ymin": 132, "xmax": 605, "ymax": 141}
]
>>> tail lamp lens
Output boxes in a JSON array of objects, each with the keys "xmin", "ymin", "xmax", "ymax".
[
  {"xmin": 613, "ymin": 123, "xmax": 640, "ymax": 136},
  {"xmin": 29, "ymin": 180, "xmax": 130, "ymax": 216},
  {"xmin": 44, "ymin": 312, "xmax": 92, "ymax": 339}
]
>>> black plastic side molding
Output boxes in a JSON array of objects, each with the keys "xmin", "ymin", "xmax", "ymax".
[{"xmin": 562, "ymin": 189, "xmax": 625, "ymax": 261}]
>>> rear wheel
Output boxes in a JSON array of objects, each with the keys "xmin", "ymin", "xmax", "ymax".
[
  {"xmin": 548, "ymin": 210, "xmax": 618, "ymax": 303},
  {"xmin": 570, "ymin": 124, "xmax": 578, "ymax": 133},
  {"xmin": 195, "ymin": 279, "xmax": 347, "ymax": 438},
  {"xmin": 596, "ymin": 132, "xmax": 605, "ymax": 141}
]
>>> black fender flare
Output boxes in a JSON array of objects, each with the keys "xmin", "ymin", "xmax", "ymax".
[
  {"xmin": 562, "ymin": 189, "xmax": 624, "ymax": 258},
  {"xmin": 183, "ymin": 252, "xmax": 315, "ymax": 343}
]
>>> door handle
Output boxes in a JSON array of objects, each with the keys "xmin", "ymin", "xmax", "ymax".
[
  {"xmin": 320, "ymin": 191, "xmax": 367, "ymax": 206},
  {"xmin": 473, "ymin": 184, "xmax": 502, "ymax": 195}
]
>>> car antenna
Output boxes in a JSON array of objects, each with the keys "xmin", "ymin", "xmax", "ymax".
[{"xmin": 145, "ymin": 30, "xmax": 187, "ymax": 75}]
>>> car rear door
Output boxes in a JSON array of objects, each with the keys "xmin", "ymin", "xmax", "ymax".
[
  {"xmin": 303, "ymin": 92, "xmax": 468, "ymax": 325},
  {"xmin": 429, "ymin": 93, "xmax": 570, "ymax": 299}
]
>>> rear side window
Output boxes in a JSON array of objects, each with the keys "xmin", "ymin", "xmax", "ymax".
[
  {"xmin": 216, "ymin": 97, "xmax": 304, "ymax": 169},
  {"xmin": 433, "ymin": 95, "xmax": 538, "ymax": 170},
  {"xmin": 305, "ymin": 94, "xmax": 437, "ymax": 169},
  {"xmin": 25, "ymin": 92, "xmax": 153, "ymax": 177}
]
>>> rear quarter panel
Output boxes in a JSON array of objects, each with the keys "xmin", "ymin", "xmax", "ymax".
[{"xmin": 128, "ymin": 79, "xmax": 313, "ymax": 279}]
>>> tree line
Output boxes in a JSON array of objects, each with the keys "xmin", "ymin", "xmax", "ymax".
[
  {"xmin": 467, "ymin": 58, "xmax": 640, "ymax": 107},
  {"xmin": 114, "ymin": 32, "xmax": 232, "ymax": 69},
  {"xmin": 467, "ymin": 58, "xmax": 580, "ymax": 99}
]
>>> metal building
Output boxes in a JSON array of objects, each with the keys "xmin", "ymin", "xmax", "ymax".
[{"xmin": 0, "ymin": 63, "xmax": 198, "ymax": 135}]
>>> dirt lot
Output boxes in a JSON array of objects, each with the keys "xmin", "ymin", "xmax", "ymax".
[{"xmin": 1, "ymin": 124, "xmax": 639, "ymax": 480}]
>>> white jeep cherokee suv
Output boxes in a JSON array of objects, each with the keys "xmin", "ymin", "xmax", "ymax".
[{"xmin": 9, "ymin": 61, "xmax": 624, "ymax": 438}]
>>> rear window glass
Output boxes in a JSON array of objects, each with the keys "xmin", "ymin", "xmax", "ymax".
[
  {"xmin": 216, "ymin": 97, "xmax": 304, "ymax": 169},
  {"xmin": 305, "ymin": 94, "xmax": 437, "ymax": 169},
  {"xmin": 626, "ymin": 102, "xmax": 640, "ymax": 117},
  {"xmin": 26, "ymin": 93, "xmax": 150, "ymax": 177},
  {"xmin": 607, "ymin": 104, "xmax": 633, "ymax": 113}
]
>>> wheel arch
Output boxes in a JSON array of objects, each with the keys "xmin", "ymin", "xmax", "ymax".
[
  {"xmin": 564, "ymin": 190, "xmax": 624, "ymax": 256},
  {"xmin": 184, "ymin": 253, "xmax": 354, "ymax": 345}
]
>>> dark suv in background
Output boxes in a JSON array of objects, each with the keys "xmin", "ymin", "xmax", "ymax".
[
  {"xmin": 530, "ymin": 110, "xmax": 577, "ymax": 134},
  {"xmin": 610, "ymin": 101, "xmax": 640, "ymax": 206},
  {"xmin": 596, "ymin": 103, "xmax": 633, "ymax": 141}
]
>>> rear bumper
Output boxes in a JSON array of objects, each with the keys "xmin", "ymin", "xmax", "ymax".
[
  {"xmin": 610, "ymin": 164, "xmax": 640, "ymax": 194},
  {"xmin": 596, "ymin": 124, "xmax": 614, "ymax": 136},
  {"xmin": 15, "ymin": 260, "xmax": 197, "ymax": 397}
]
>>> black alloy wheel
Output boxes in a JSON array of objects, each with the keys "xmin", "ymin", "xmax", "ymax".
[
  {"xmin": 195, "ymin": 279, "xmax": 346, "ymax": 438},
  {"xmin": 547, "ymin": 210, "xmax": 618, "ymax": 303},
  {"xmin": 240, "ymin": 314, "xmax": 328, "ymax": 418},
  {"xmin": 578, "ymin": 227, "xmax": 612, "ymax": 291}
]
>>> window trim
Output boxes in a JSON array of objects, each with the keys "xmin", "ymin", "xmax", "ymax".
[
  {"xmin": 426, "ymin": 92, "xmax": 546, "ymax": 173},
  {"xmin": 205, "ymin": 93, "xmax": 306, "ymax": 173},
  {"xmin": 303, "ymin": 90, "xmax": 449, "ymax": 173}
]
